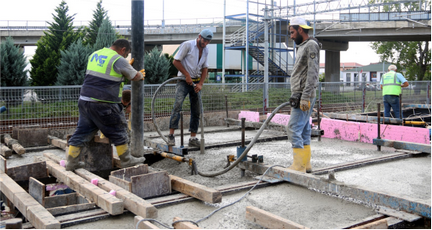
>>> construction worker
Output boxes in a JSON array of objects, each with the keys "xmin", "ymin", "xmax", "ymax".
[
  {"xmin": 380, "ymin": 64, "xmax": 409, "ymax": 119},
  {"xmin": 167, "ymin": 29, "xmax": 213, "ymax": 147},
  {"xmin": 66, "ymin": 39, "xmax": 145, "ymax": 171},
  {"xmin": 100, "ymin": 89, "xmax": 132, "ymax": 139},
  {"xmin": 286, "ymin": 17, "xmax": 321, "ymax": 173}
]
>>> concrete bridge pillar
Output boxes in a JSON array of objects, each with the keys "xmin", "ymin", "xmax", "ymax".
[{"xmin": 324, "ymin": 50, "xmax": 341, "ymax": 93}]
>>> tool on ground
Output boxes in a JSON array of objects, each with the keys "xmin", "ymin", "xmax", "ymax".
[{"xmin": 154, "ymin": 150, "xmax": 197, "ymax": 175}]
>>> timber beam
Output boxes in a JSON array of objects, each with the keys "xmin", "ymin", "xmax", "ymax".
[
  {"xmin": 240, "ymin": 161, "xmax": 431, "ymax": 218},
  {"xmin": 43, "ymin": 152, "xmax": 158, "ymax": 218},
  {"xmin": 373, "ymin": 139, "xmax": 431, "ymax": 154}
]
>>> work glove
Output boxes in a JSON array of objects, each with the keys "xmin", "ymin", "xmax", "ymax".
[
  {"xmin": 139, "ymin": 69, "xmax": 146, "ymax": 80},
  {"xmin": 129, "ymin": 58, "xmax": 134, "ymax": 65},
  {"xmin": 300, "ymin": 100, "xmax": 310, "ymax": 112}
]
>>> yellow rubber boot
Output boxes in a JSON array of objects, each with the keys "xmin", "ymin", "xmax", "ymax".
[
  {"xmin": 65, "ymin": 145, "xmax": 84, "ymax": 171},
  {"xmin": 304, "ymin": 145, "xmax": 312, "ymax": 173},
  {"xmin": 287, "ymin": 148, "xmax": 307, "ymax": 173},
  {"xmin": 116, "ymin": 144, "xmax": 145, "ymax": 168}
]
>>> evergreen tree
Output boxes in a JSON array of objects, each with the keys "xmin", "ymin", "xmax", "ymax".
[
  {"xmin": 164, "ymin": 53, "xmax": 178, "ymax": 78},
  {"xmin": 56, "ymin": 39, "xmax": 93, "ymax": 85},
  {"xmin": 84, "ymin": 0, "xmax": 108, "ymax": 46},
  {"xmin": 144, "ymin": 47, "xmax": 170, "ymax": 84},
  {"xmin": 0, "ymin": 37, "xmax": 28, "ymax": 86},
  {"xmin": 30, "ymin": 0, "xmax": 82, "ymax": 86},
  {"xmin": 94, "ymin": 18, "xmax": 117, "ymax": 50}
]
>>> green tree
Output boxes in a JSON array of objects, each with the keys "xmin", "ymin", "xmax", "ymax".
[
  {"xmin": 144, "ymin": 47, "xmax": 170, "ymax": 84},
  {"xmin": 369, "ymin": 0, "xmax": 431, "ymax": 81},
  {"xmin": 30, "ymin": 0, "xmax": 83, "ymax": 86},
  {"xmin": 56, "ymin": 39, "xmax": 93, "ymax": 85},
  {"xmin": 0, "ymin": 37, "xmax": 28, "ymax": 86},
  {"xmin": 93, "ymin": 18, "xmax": 117, "ymax": 50},
  {"xmin": 84, "ymin": 0, "xmax": 108, "ymax": 46},
  {"xmin": 164, "ymin": 53, "xmax": 178, "ymax": 78}
]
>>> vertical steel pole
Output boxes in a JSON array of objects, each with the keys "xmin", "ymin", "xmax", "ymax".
[
  {"xmin": 318, "ymin": 83, "xmax": 322, "ymax": 142},
  {"xmin": 180, "ymin": 111, "xmax": 184, "ymax": 147},
  {"xmin": 263, "ymin": 7, "xmax": 269, "ymax": 115},
  {"xmin": 377, "ymin": 103, "xmax": 381, "ymax": 151},
  {"xmin": 130, "ymin": 0, "xmax": 145, "ymax": 157},
  {"xmin": 225, "ymin": 95, "xmax": 229, "ymax": 127}
]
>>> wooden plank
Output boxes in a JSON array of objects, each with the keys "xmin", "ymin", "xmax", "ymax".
[
  {"xmin": 245, "ymin": 206, "xmax": 308, "ymax": 229},
  {"xmin": 351, "ymin": 219, "xmax": 388, "ymax": 229},
  {"xmin": 47, "ymin": 203, "xmax": 97, "ymax": 216},
  {"xmin": 7, "ymin": 161, "xmax": 47, "ymax": 182},
  {"xmin": 170, "ymin": 175, "xmax": 222, "ymax": 203},
  {"xmin": 134, "ymin": 216, "xmax": 160, "ymax": 229},
  {"xmin": 44, "ymin": 193, "xmax": 77, "ymax": 208},
  {"xmin": 0, "ymin": 144, "xmax": 13, "ymax": 158},
  {"xmin": 42, "ymin": 156, "xmax": 124, "ymax": 215},
  {"xmin": 172, "ymin": 217, "xmax": 200, "ymax": 229},
  {"xmin": 44, "ymin": 152, "xmax": 157, "ymax": 218},
  {"xmin": 29, "ymin": 177, "xmax": 45, "ymax": 205},
  {"xmin": 241, "ymin": 161, "xmax": 431, "ymax": 218},
  {"xmin": 111, "ymin": 164, "xmax": 149, "ymax": 182},
  {"xmin": 47, "ymin": 136, "xmax": 68, "ymax": 150},
  {"xmin": 0, "ymin": 172, "xmax": 60, "ymax": 229},
  {"xmin": 3, "ymin": 134, "xmax": 25, "ymax": 155},
  {"xmin": 0, "ymin": 155, "xmax": 6, "ymax": 173},
  {"xmin": 376, "ymin": 205, "xmax": 422, "ymax": 222},
  {"xmin": 109, "ymin": 175, "xmax": 132, "ymax": 191},
  {"xmin": 4, "ymin": 218, "xmax": 22, "ymax": 229},
  {"xmin": 16, "ymin": 128, "xmax": 48, "ymax": 147},
  {"xmin": 131, "ymin": 171, "xmax": 171, "ymax": 199}
]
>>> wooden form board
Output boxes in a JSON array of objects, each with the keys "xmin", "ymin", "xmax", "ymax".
[
  {"xmin": 47, "ymin": 136, "xmax": 68, "ymax": 150},
  {"xmin": 0, "ymin": 172, "xmax": 60, "ymax": 228},
  {"xmin": 245, "ymin": 206, "xmax": 308, "ymax": 229},
  {"xmin": 29, "ymin": 177, "xmax": 45, "ymax": 205},
  {"xmin": 42, "ymin": 156, "xmax": 124, "ymax": 215},
  {"xmin": 13, "ymin": 128, "xmax": 49, "ymax": 147},
  {"xmin": 0, "ymin": 144, "xmax": 12, "ymax": 158},
  {"xmin": 170, "ymin": 175, "xmax": 222, "ymax": 203},
  {"xmin": 42, "ymin": 152, "xmax": 157, "ymax": 218},
  {"xmin": 134, "ymin": 216, "xmax": 160, "ymax": 229},
  {"xmin": 172, "ymin": 217, "xmax": 200, "ymax": 229},
  {"xmin": 351, "ymin": 218, "xmax": 388, "ymax": 229},
  {"xmin": 7, "ymin": 161, "xmax": 48, "ymax": 182},
  {"xmin": 0, "ymin": 155, "xmax": 6, "ymax": 173},
  {"xmin": 110, "ymin": 165, "xmax": 171, "ymax": 199}
]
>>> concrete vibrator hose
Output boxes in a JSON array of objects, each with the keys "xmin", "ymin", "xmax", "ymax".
[{"xmin": 151, "ymin": 77, "xmax": 290, "ymax": 177}]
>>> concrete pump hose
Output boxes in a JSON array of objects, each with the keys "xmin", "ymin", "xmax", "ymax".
[
  {"xmin": 151, "ymin": 77, "xmax": 204, "ymax": 145},
  {"xmin": 197, "ymin": 101, "xmax": 291, "ymax": 177}
]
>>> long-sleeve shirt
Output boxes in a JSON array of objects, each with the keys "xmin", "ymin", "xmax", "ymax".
[{"xmin": 290, "ymin": 37, "xmax": 321, "ymax": 101}]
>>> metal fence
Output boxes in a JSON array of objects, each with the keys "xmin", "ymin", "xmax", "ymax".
[{"xmin": 1, "ymin": 81, "xmax": 430, "ymax": 134}]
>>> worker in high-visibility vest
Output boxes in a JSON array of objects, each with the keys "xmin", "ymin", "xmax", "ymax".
[{"xmin": 380, "ymin": 65, "xmax": 409, "ymax": 119}]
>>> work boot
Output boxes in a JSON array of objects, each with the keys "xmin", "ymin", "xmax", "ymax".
[
  {"xmin": 65, "ymin": 146, "xmax": 85, "ymax": 171},
  {"xmin": 116, "ymin": 144, "xmax": 145, "ymax": 168},
  {"xmin": 304, "ymin": 145, "xmax": 312, "ymax": 173},
  {"xmin": 188, "ymin": 137, "xmax": 200, "ymax": 148},
  {"xmin": 287, "ymin": 148, "xmax": 307, "ymax": 173},
  {"xmin": 167, "ymin": 134, "xmax": 175, "ymax": 146}
]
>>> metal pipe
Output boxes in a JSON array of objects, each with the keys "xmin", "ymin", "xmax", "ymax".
[
  {"xmin": 377, "ymin": 103, "xmax": 381, "ymax": 151},
  {"xmin": 225, "ymin": 95, "xmax": 229, "ymax": 127},
  {"xmin": 199, "ymin": 91, "xmax": 205, "ymax": 154},
  {"xmin": 130, "ymin": 0, "xmax": 145, "ymax": 157},
  {"xmin": 399, "ymin": 94, "xmax": 403, "ymax": 120},
  {"xmin": 180, "ymin": 111, "xmax": 184, "ymax": 147},
  {"xmin": 241, "ymin": 118, "xmax": 246, "ymax": 148}
]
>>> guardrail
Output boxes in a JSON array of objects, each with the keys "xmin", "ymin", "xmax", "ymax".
[{"xmin": 1, "ymin": 81, "xmax": 430, "ymax": 134}]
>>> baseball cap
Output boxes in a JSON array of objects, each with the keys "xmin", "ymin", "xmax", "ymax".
[
  {"xmin": 290, "ymin": 17, "xmax": 313, "ymax": 29},
  {"xmin": 199, "ymin": 29, "xmax": 213, "ymax": 40}
]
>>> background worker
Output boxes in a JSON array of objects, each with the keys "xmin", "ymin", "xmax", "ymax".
[
  {"xmin": 167, "ymin": 29, "xmax": 213, "ymax": 147},
  {"xmin": 380, "ymin": 64, "xmax": 409, "ymax": 119},
  {"xmin": 286, "ymin": 17, "xmax": 321, "ymax": 173},
  {"xmin": 67, "ymin": 39, "xmax": 145, "ymax": 171}
]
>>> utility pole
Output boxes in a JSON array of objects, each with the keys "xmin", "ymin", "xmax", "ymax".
[
  {"xmin": 263, "ymin": 6, "xmax": 270, "ymax": 115},
  {"xmin": 130, "ymin": 0, "xmax": 145, "ymax": 157}
]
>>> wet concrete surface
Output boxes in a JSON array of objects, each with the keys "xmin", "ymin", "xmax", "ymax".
[{"xmin": 2, "ymin": 126, "xmax": 430, "ymax": 229}]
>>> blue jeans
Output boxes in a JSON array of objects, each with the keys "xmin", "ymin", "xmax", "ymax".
[
  {"xmin": 383, "ymin": 95, "xmax": 402, "ymax": 118},
  {"xmin": 69, "ymin": 100, "xmax": 128, "ymax": 146},
  {"xmin": 169, "ymin": 81, "xmax": 200, "ymax": 133},
  {"xmin": 287, "ymin": 98, "xmax": 316, "ymax": 149}
]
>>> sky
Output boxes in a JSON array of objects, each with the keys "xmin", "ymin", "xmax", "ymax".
[{"xmin": 0, "ymin": 0, "xmax": 381, "ymax": 65}]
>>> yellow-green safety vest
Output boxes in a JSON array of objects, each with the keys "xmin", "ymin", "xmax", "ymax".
[
  {"xmin": 382, "ymin": 72, "xmax": 401, "ymax": 96},
  {"xmin": 80, "ymin": 48, "xmax": 125, "ymax": 103}
]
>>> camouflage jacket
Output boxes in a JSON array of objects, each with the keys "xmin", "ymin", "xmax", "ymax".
[{"xmin": 290, "ymin": 37, "xmax": 321, "ymax": 101}]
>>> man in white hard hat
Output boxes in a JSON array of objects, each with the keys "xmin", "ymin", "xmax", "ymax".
[
  {"xmin": 286, "ymin": 17, "xmax": 321, "ymax": 173},
  {"xmin": 380, "ymin": 64, "xmax": 409, "ymax": 118}
]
